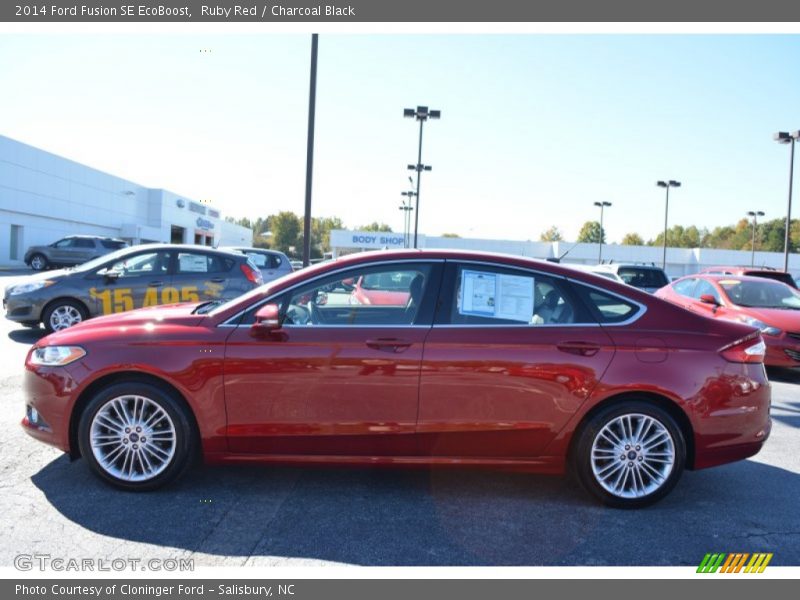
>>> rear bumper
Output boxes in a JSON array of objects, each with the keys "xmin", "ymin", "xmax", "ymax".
[{"xmin": 691, "ymin": 362, "xmax": 772, "ymax": 470}]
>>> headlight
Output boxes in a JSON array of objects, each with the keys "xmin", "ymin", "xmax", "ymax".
[
  {"xmin": 740, "ymin": 316, "xmax": 781, "ymax": 336},
  {"xmin": 29, "ymin": 346, "xmax": 86, "ymax": 367},
  {"xmin": 8, "ymin": 280, "xmax": 55, "ymax": 296}
]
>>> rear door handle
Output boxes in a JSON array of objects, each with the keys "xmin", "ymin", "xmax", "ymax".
[
  {"xmin": 209, "ymin": 278, "xmax": 226, "ymax": 283},
  {"xmin": 366, "ymin": 338, "xmax": 413, "ymax": 353},
  {"xmin": 557, "ymin": 341, "xmax": 601, "ymax": 357},
  {"xmin": 148, "ymin": 281, "xmax": 164, "ymax": 287}
]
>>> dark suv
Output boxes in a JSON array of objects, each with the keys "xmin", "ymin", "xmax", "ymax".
[{"xmin": 24, "ymin": 236, "xmax": 128, "ymax": 271}]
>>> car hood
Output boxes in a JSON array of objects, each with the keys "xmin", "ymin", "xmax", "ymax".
[
  {"xmin": 3, "ymin": 268, "xmax": 74, "ymax": 294},
  {"xmin": 42, "ymin": 303, "xmax": 206, "ymax": 344},
  {"xmin": 735, "ymin": 306, "xmax": 800, "ymax": 331}
]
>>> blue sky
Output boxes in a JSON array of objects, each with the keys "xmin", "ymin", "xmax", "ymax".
[{"xmin": 1, "ymin": 34, "xmax": 799, "ymax": 242}]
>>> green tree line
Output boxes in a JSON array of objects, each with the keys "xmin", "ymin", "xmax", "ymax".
[{"xmin": 540, "ymin": 217, "xmax": 800, "ymax": 252}]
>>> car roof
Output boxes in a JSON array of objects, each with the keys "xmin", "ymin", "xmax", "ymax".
[
  {"xmin": 682, "ymin": 273, "xmax": 788, "ymax": 285},
  {"xmin": 119, "ymin": 243, "xmax": 244, "ymax": 256},
  {"xmin": 223, "ymin": 246, "xmax": 285, "ymax": 255}
]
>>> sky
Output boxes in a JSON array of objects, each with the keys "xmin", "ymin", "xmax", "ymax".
[{"xmin": 1, "ymin": 33, "xmax": 799, "ymax": 243}]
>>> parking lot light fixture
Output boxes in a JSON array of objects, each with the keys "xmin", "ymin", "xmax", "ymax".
[
  {"xmin": 404, "ymin": 105, "xmax": 441, "ymax": 248},
  {"xmin": 400, "ymin": 191, "xmax": 416, "ymax": 248},
  {"xmin": 774, "ymin": 131, "xmax": 799, "ymax": 272},
  {"xmin": 593, "ymin": 201, "xmax": 612, "ymax": 263},
  {"xmin": 747, "ymin": 210, "xmax": 766, "ymax": 267},
  {"xmin": 656, "ymin": 180, "xmax": 681, "ymax": 270}
]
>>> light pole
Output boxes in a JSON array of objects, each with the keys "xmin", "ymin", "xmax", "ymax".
[
  {"xmin": 747, "ymin": 210, "xmax": 765, "ymax": 267},
  {"xmin": 404, "ymin": 106, "xmax": 441, "ymax": 248},
  {"xmin": 400, "ymin": 191, "xmax": 415, "ymax": 248},
  {"xmin": 593, "ymin": 201, "xmax": 611, "ymax": 263},
  {"xmin": 302, "ymin": 34, "xmax": 319, "ymax": 268},
  {"xmin": 774, "ymin": 131, "xmax": 800, "ymax": 272},
  {"xmin": 656, "ymin": 180, "xmax": 681, "ymax": 270}
]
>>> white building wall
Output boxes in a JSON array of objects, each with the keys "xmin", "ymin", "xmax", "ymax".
[{"xmin": 0, "ymin": 135, "xmax": 252, "ymax": 266}]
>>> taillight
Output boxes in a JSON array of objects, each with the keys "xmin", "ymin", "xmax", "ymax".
[
  {"xmin": 240, "ymin": 263, "xmax": 262, "ymax": 285},
  {"xmin": 720, "ymin": 333, "xmax": 766, "ymax": 364}
]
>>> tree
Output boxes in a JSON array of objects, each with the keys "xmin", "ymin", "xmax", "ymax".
[
  {"xmin": 270, "ymin": 211, "xmax": 302, "ymax": 255},
  {"xmin": 577, "ymin": 221, "xmax": 605, "ymax": 244},
  {"xmin": 358, "ymin": 222, "xmax": 393, "ymax": 232},
  {"xmin": 621, "ymin": 232, "xmax": 644, "ymax": 246},
  {"xmin": 539, "ymin": 226, "xmax": 563, "ymax": 242},
  {"xmin": 441, "ymin": 233, "xmax": 460, "ymax": 238}
]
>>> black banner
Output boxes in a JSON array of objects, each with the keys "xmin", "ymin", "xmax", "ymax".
[{"xmin": 4, "ymin": 0, "xmax": 800, "ymax": 22}]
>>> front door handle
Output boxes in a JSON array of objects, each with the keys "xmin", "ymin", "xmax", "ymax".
[
  {"xmin": 557, "ymin": 341, "xmax": 601, "ymax": 357},
  {"xmin": 148, "ymin": 280, "xmax": 165, "ymax": 287},
  {"xmin": 209, "ymin": 278, "xmax": 226, "ymax": 283},
  {"xmin": 366, "ymin": 338, "xmax": 413, "ymax": 353}
]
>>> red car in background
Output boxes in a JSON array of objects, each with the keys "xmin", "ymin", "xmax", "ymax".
[
  {"xmin": 349, "ymin": 271, "xmax": 415, "ymax": 305},
  {"xmin": 700, "ymin": 266, "xmax": 798, "ymax": 289},
  {"xmin": 21, "ymin": 250, "xmax": 770, "ymax": 508},
  {"xmin": 656, "ymin": 274, "xmax": 800, "ymax": 367}
]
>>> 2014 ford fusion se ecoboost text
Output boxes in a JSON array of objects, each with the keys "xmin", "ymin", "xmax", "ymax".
[{"xmin": 20, "ymin": 250, "xmax": 771, "ymax": 508}]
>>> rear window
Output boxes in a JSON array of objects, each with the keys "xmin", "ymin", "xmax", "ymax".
[
  {"xmin": 617, "ymin": 267, "xmax": 669, "ymax": 289},
  {"xmin": 101, "ymin": 240, "xmax": 127, "ymax": 249}
]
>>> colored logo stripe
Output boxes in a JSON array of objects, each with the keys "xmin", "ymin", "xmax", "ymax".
[{"xmin": 697, "ymin": 553, "xmax": 772, "ymax": 573}]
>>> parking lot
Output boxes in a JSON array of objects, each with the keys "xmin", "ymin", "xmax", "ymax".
[{"xmin": 1, "ymin": 269, "xmax": 799, "ymax": 567}]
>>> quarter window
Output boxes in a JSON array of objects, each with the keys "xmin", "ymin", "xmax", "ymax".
[
  {"xmin": 692, "ymin": 280, "xmax": 721, "ymax": 303},
  {"xmin": 573, "ymin": 284, "xmax": 639, "ymax": 324},
  {"xmin": 672, "ymin": 278, "xmax": 697, "ymax": 297}
]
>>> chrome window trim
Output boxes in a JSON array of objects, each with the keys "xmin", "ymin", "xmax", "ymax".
[{"xmin": 218, "ymin": 258, "xmax": 444, "ymax": 327}]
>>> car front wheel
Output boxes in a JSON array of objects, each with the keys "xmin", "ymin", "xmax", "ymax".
[
  {"xmin": 42, "ymin": 300, "xmax": 88, "ymax": 332},
  {"xmin": 573, "ymin": 401, "xmax": 686, "ymax": 508},
  {"xmin": 77, "ymin": 382, "xmax": 196, "ymax": 491}
]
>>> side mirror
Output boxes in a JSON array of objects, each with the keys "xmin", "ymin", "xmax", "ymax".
[
  {"xmin": 96, "ymin": 268, "xmax": 120, "ymax": 280},
  {"xmin": 699, "ymin": 294, "xmax": 718, "ymax": 306},
  {"xmin": 251, "ymin": 304, "xmax": 282, "ymax": 337}
]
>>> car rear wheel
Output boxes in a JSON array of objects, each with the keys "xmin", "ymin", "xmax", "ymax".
[
  {"xmin": 573, "ymin": 401, "xmax": 686, "ymax": 508},
  {"xmin": 77, "ymin": 382, "xmax": 196, "ymax": 491},
  {"xmin": 29, "ymin": 253, "xmax": 48, "ymax": 271},
  {"xmin": 42, "ymin": 300, "xmax": 88, "ymax": 333}
]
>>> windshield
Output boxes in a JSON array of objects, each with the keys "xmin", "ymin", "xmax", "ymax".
[{"xmin": 719, "ymin": 279, "xmax": 800, "ymax": 309}]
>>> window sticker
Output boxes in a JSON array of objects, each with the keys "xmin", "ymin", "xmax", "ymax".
[{"xmin": 460, "ymin": 269, "xmax": 534, "ymax": 323}]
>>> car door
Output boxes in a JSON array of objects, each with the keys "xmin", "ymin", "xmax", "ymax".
[
  {"xmin": 171, "ymin": 250, "xmax": 239, "ymax": 304},
  {"xmin": 222, "ymin": 260, "xmax": 443, "ymax": 456},
  {"xmin": 87, "ymin": 249, "xmax": 173, "ymax": 316},
  {"xmin": 71, "ymin": 238, "xmax": 97, "ymax": 263},
  {"xmin": 49, "ymin": 238, "xmax": 79, "ymax": 264},
  {"xmin": 417, "ymin": 261, "xmax": 616, "ymax": 458}
]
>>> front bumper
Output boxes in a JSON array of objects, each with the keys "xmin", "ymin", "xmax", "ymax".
[
  {"xmin": 3, "ymin": 293, "xmax": 47, "ymax": 323},
  {"xmin": 20, "ymin": 360, "xmax": 77, "ymax": 453}
]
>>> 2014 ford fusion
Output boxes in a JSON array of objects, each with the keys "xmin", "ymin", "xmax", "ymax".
[{"xmin": 21, "ymin": 250, "xmax": 771, "ymax": 507}]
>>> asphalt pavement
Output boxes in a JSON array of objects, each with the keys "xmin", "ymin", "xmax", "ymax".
[{"xmin": 1, "ymin": 271, "xmax": 799, "ymax": 567}]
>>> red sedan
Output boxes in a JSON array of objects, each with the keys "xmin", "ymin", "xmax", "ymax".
[
  {"xmin": 22, "ymin": 250, "xmax": 771, "ymax": 508},
  {"xmin": 656, "ymin": 274, "xmax": 800, "ymax": 368}
]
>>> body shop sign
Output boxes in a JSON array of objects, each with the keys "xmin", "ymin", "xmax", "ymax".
[{"xmin": 330, "ymin": 229, "xmax": 416, "ymax": 249}]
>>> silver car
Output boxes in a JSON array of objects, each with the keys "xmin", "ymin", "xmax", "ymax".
[{"xmin": 223, "ymin": 247, "xmax": 293, "ymax": 283}]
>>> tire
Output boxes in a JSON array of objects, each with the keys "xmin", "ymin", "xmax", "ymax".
[
  {"xmin": 572, "ymin": 400, "xmax": 686, "ymax": 509},
  {"xmin": 29, "ymin": 253, "xmax": 48, "ymax": 271},
  {"xmin": 77, "ymin": 382, "xmax": 197, "ymax": 492},
  {"xmin": 42, "ymin": 299, "xmax": 88, "ymax": 333}
]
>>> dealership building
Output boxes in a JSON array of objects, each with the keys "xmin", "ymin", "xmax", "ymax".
[{"xmin": 0, "ymin": 135, "xmax": 252, "ymax": 267}]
